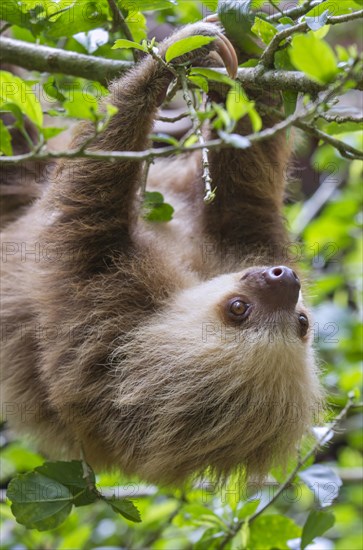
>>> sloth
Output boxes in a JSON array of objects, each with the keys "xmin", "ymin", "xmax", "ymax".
[{"xmin": 0, "ymin": 22, "xmax": 322, "ymax": 485}]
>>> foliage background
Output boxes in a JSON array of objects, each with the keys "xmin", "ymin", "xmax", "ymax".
[{"xmin": 0, "ymin": 0, "xmax": 362, "ymax": 549}]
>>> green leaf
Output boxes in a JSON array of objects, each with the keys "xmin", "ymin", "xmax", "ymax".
[
  {"xmin": 150, "ymin": 133, "xmax": 179, "ymax": 146},
  {"xmin": 0, "ymin": 444, "xmax": 43, "ymax": 483},
  {"xmin": 35, "ymin": 461, "xmax": 98, "ymax": 507},
  {"xmin": 237, "ymin": 499, "xmax": 260, "ymax": 520},
  {"xmin": 195, "ymin": 527, "xmax": 226, "ymax": 550},
  {"xmin": 248, "ymin": 107, "xmax": 262, "ymax": 132},
  {"xmin": 119, "ymin": 0, "xmax": 176, "ymax": 10},
  {"xmin": 219, "ymin": 131, "xmax": 251, "ymax": 149},
  {"xmin": 143, "ymin": 191, "xmax": 174, "ymax": 222},
  {"xmin": 283, "ymin": 90, "xmax": 298, "ymax": 117},
  {"xmin": 318, "ymin": 119, "xmax": 363, "ymax": 135},
  {"xmin": 0, "ymin": 71, "xmax": 43, "ymax": 127},
  {"xmin": 165, "ymin": 36, "xmax": 215, "ymax": 63},
  {"xmin": 64, "ymin": 90, "xmax": 99, "ymax": 120},
  {"xmin": 249, "ymin": 515, "xmax": 301, "ymax": 550},
  {"xmin": 112, "ymin": 39, "xmax": 147, "ymax": 52},
  {"xmin": 47, "ymin": 2, "xmax": 108, "ymax": 39},
  {"xmin": 289, "ymin": 33, "xmax": 338, "ymax": 84},
  {"xmin": 0, "ymin": 103, "xmax": 25, "ymax": 132},
  {"xmin": 274, "ymin": 49, "xmax": 295, "ymax": 71},
  {"xmin": 190, "ymin": 68, "xmax": 235, "ymax": 87},
  {"xmin": 43, "ymin": 78, "xmax": 66, "ymax": 103},
  {"xmin": 305, "ymin": 9, "xmax": 329, "ymax": 31},
  {"xmin": 306, "ymin": 1, "xmax": 362, "ymax": 17},
  {"xmin": 42, "ymin": 126, "xmax": 66, "ymax": 140},
  {"xmin": 109, "ymin": 498, "xmax": 141, "ymax": 523},
  {"xmin": 218, "ymin": 0, "xmax": 262, "ymax": 54},
  {"xmin": 251, "ymin": 16, "xmax": 277, "ymax": 44},
  {"xmin": 225, "ymin": 83, "xmax": 261, "ymax": 131},
  {"xmin": 0, "ymin": 0, "xmax": 28, "ymax": 27},
  {"xmin": 188, "ymin": 75, "xmax": 209, "ymax": 93},
  {"xmin": 301, "ymin": 510, "xmax": 335, "ymax": 549},
  {"xmin": 298, "ymin": 464, "xmax": 342, "ymax": 507},
  {"xmin": 226, "ymin": 85, "xmax": 251, "ymax": 122},
  {"xmin": 183, "ymin": 503, "xmax": 224, "ymax": 525},
  {"xmin": 7, "ymin": 472, "xmax": 73, "ymax": 531},
  {"xmin": 240, "ymin": 58, "xmax": 259, "ymax": 67},
  {"xmin": 0, "ymin": 120, "xmax": 13, "ymax": 156},
  {"xmin": 105, "ymin": 103, "xmax": 119, "ymax": 117},
  {"xmin": 125, "ymin": 11, "xmax": 147, "ymax": 43},
  {"xmin": 184, "ymin": 134, "xmax": 198, "ymax": 147}
]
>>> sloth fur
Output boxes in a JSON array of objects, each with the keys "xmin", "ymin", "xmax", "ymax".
[{"xmin": 0, "ymin": 22, "xmax": 322, "ymax": 485}]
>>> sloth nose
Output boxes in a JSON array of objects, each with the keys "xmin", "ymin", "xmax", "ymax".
[
  {"xmin": 264, "ymin": 266, "xmax": 300, "ymax": 286},
  {"xmin": 263, "ymin": 266, "xmax": 300, "ymax": 308}
]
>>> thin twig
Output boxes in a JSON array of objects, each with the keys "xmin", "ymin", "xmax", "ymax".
[
  {"xmin": 178, "ymin": 68, "xmax": 215, "ymax": 202},
  {"xmin": 141, "ymin": 494, "xmax": 188, "ymax": 548},
  {"xmin": 291, "ymin": 170, "xmax": 345, "ymax": 237},
  {"xmin": 107, "ymin": 0, "xmax": 139, "ymax": 62},
  {"xmin": 295, "ymin": 120, "xmax": 363, "ymax": 160},
  {"xmin": 0, "ymin": 96, "xmax": 344, "ymax": 166},
  {"xmin": 261, "ymin": 9, "xmax": 363, "ymax": 68},
  {"xmin": 0, "ymin": 23, "xmax": 11, "ymax": 35},
  {"xmin": 318, "ymin": 113, "xmax": 363, "ymax": 124},
  {"xmin": 139, "ymin": 158, "xmax": 153, "ymax": 199},
  {"xmin": 267, "ymin": 0, "xmax": 318, "ymax": 22},
  {"xmin": 219, "ymin": 394, "xmax": 356, "ymax": 549},
  {"xmin": 158, "ymin": 112, "xmax": 189, "ymax": 123},
  {"xmin": 268, "ymin": 0, "xmax": 284, "ymax": 17}
]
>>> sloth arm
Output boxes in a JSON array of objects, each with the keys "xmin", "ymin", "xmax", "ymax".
[
  {"xmin": 41, "ymin": 23, "xmax": 237, "ymax": 277},
  {"xmin": 201, "ymin": 91, "xmax": 291, "ymax": 266}
]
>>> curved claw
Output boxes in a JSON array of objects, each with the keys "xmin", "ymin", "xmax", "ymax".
[
  {"xmin": 214, "ymin": 32, "xmax": 239, "ymax": 79},
  {"xmin": 203, "ymin": 13, "xmax": 220, "ymax": 24}
]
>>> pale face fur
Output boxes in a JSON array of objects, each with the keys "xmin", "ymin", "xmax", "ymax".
[{"xmin": 109, "ymin": 269, "xmax": 321, "ymax": 484}]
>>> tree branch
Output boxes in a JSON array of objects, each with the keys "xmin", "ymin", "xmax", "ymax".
[
  {"xmin": 260, "ymin": 9, "xmax": 363, "ymax": 68},
  {"xmin": 0, "ymin": 37, "xmax": 329, "ymax": 93},
  {"xmin": 0, "ymin": 36, "xmax": 132, "ymax": 85},
  {"xmin": 0, "ymin": 98, "xmax": 323, "ymax": 166},
  {"xmin": 294, "ymin": 120, "xmax": 363, "ymax": 160},
  {"xmin": 318, "ymin": 113, "xmax": 363, "ymax": 124},
  {"xmin": 267, "ymin": 0, "xmax": 320, "ymax": 22}
]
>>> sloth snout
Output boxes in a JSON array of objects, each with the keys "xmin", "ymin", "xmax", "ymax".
[
  {"xmin": 242, "ymin": 266, "xmax": 301, "ymax": 310},
  {"xmin": 262, "ymin": 265, "xmax": 300, "ymax": 309},
  {"xmin": 264, "ymin": 266, "xmax": 300, "ymax": 286}
]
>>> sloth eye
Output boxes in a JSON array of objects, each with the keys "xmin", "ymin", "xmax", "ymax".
[
  {"xmin": 298, "ymin": 313, "xmax": 309, "ymax": 337},
  {"xmin": 228, "ymin": 299, "xmax": 250, "ymax": 321}
]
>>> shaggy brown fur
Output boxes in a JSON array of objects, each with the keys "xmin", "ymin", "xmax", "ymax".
[{"xmin": 1, "ymin": 22, "xmax": 322, "ymax": 485}]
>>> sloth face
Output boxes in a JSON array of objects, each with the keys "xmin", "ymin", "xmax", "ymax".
[
  {"xmin": 170, "ymin": 264, "xmax": 311, "ymax": 351},
  {"xmin": 219, "ymin": 265, "xmax": 311, "ymax": 341},
  {"xmin": 111, "ymin": 265, "xmax": 321, "ymax": 485}
]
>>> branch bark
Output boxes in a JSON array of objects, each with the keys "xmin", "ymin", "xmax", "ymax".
[
  {"xmin": 0, "ymin": 36, "xmax": 326, "ymax": 93},
  {"xmin": 0, "ymin": 36, "xmax": 132, "ymax": 85}
]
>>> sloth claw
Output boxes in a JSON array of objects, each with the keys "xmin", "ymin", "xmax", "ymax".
[
  {"xmin": 214, "ymin": 32, "xmax": 238, "ymax": 79},
  {"xmin": 203, "ymin": 13, "xmax": 220, "ymax": 24},
  {"xmin": 203, "ymin": 16, "xmax": 238, "ymax": 79},
  {"xmin": 164, "ymin": 21, "xmax": 238, "ymax": 80}
]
